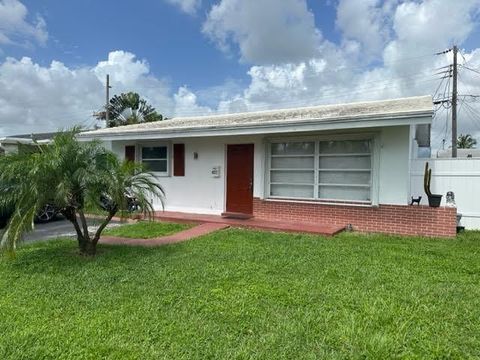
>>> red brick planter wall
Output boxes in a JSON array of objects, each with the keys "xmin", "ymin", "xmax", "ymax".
[{"xmin": 253, "ymin": 198, "xmax": 457, "ymax": 238}]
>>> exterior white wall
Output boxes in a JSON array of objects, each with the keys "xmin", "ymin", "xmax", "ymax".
[
  {"xmin": 108, "ymin": 126, "xmax": 412, "ymax": 215},
  {"xmin": 378, "ymin": 126, "xmax": 410, "ymax": 205},
  {"xmin": 1, "ymin": 143, "xmax": 20, "ymax": 154},
  {"xmin": 111, "ymin": 135, "xmax": 265, "ymax": 215},
  {"xmin": 411, "ymin": 158, "xmax": 480, "ymax": 229}
]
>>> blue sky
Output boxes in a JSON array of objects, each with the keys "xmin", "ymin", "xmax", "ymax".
[
  {"xmin": 1, "ymin": 0, "xmax": 480, "ymax": 146},
  {"xmin": 11, "ymin": 0, "xmax": 338, "ymax": 91},
  {"xmin": 18, "ymin": 0, "xmax": 247, "ymax": 89}
]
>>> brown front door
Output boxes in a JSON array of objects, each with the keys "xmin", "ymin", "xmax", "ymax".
[{"xmin": 226, "ymin": 144, "xmax": 254, "ymax": 215}]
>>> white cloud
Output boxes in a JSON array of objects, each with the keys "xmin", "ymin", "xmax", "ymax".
[
  {"xmin": 2, "ymin": 0, "xmax": 480, "ymax": 149},
  {"xmin": 384, "ymin": 0, "xmax": 480, "ymax": 74},
  {"xmin": 0, "ymin": 49, "xmax": 228, "ymax": 136},
  {"xmin": 0, "ymin": 51, "xmax": 176, "ymax": 136},
  {"xmin": 165, "ymin": 0, "xmax": 201, "ymax": 15},
  {"xmin": 336, "ymin": 0, "xmax": 394, "ymax": 58},
  {"xmin": 0, "ymin": 0, "xmax": 48, "ymax": 47},
  {"xmin": 202, "ymin": 0, "xmax": 321, "ymax": 64},
  {"xmin": 94, "ymin": 51, "xmax": 150, "ymax": 84},
  {"xmin": 93, "ymin": 51, "xmax": 174, "ymax": 119},
  {"xmin": 0, "ymin": 57, "xmax": 101, "ymax": 136},
  {"xmin": 173, "ymin": 86, "xmax": 213, "ymax": 116},
  {"xmin": 205, "ymin": 0, "xmax": 480, "ymax": 147},
  {"xmin": 393, "ymin": 0, "xmax": 477, "ymax": 46}
]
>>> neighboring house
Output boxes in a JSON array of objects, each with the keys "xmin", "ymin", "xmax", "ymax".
[
  {"xmin": 0, "ymin": 132, "xmax": 56, "ymax": 154},
  {"xmin": 79, "ymin": 95, "xmax": 457, "ymax": 237},
  {"xmin": 435, "ymin": 148, "xmax": 480, "ymax": 158},
  {"xmin": 0, "ymin": 132, "xmax": 62, "ymax": 224}
]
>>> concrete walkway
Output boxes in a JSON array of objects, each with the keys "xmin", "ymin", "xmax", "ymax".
[
  {"xmin": 99, "ymin": 222, "xmax": 229, "ymax": 247},
  {"xmin": 154, "ymin": 211, "xmax": 345, "ymax": 236},
  {"xmin": 98, "ymin": 210, "xmax": 344, "ymax": 248}
]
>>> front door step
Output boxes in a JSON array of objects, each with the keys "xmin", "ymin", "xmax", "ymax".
[{"xmin": 221, "ymin": 212, "xmax": 253, "ymax": 220}]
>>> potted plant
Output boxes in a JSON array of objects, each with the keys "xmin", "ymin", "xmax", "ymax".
[{"xmin": 424, "ymin": 162, "xmax": 442, "ymax": 207}]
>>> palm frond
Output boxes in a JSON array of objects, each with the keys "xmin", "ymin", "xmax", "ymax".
[
  {"xmin": 0, "ymin": 197, "xmax": 37, "ymax": 256},
  {"xmin": 0, "ymin": 128, "xmax": 165, "ymax": 256},
  {"xmin": 94, "ymin": 92, "xmax": 163, "ymax": 127}
]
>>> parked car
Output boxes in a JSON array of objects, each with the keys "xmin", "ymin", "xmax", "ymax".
[
  {"xmin": 99, "ymin": 190, "xmax": 141, "ymax": 213},
  {"xmin": 0, "ymin": 204, "xmax": 59, "ymax": 229},
  {"xmin": 0, "ymin": 205, "xmax": 13, "ymax": 229},
  {"xmin": 35, "ymin": 204, "xmax": 59, "ymax": 223}
]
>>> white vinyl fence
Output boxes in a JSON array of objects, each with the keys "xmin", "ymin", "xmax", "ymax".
[{"xmin": 410, "ymin": 158, "xmax": 480, "ymax": 229}]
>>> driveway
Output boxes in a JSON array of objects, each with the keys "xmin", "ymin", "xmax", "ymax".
[{"xmin": 18, "ymin": 216, "xmax": 122, "ymax": 242}]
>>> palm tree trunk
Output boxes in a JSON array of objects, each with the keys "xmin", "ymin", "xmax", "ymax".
[
  {"xmin": 78, "ymin": 209, "xmax": 90, "ymax": 239},
  {"xmin": 61, "ymin": 207, "xmax": 83, "ymax": 245},
  {"xmin": 92, "ymin": 210, "xmax": 117, "ymax": 246},
  {"xmin": 62, "ymin": 207, "xmax": 96, "ymax": 256},
  {"xmin": 77, "ymin": 209, "xmax": 99, "ymax": 256},
  {"xmin": 79, "ymin": 238, "xmax": 96, "ymax": 256}
]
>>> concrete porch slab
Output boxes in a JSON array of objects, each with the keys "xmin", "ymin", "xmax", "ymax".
[{"xmin": 153, "ymin": 211, "xmax": 345, "ymax": 236}]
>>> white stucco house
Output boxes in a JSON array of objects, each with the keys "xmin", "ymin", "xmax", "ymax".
[
  {"xmin": 79, "ymin": 95, "xmax": 457, "ymax": 237},
  {"xmin": 0, "ymin": 132, "xmax": 55, "ymax": 154}
]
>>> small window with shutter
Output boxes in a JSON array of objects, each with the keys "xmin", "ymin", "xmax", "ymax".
[
  {"xmin": 173, "ymin": 144, "xmax": 185, "ymax": 176},
  {"xmin": 141, "ymin": 146, "xmax": 168, "ymax": 174}
]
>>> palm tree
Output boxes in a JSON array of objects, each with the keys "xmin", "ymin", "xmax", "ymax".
[
  {"xmin": 0, "ymin": 129, "xmax": 164, "ymax": 256},
  {"xmin": 457, "ymin": 134, "xmax": 477, "ymax": 149},
  {"xmin": 96, "ymin": 92, "xmax": 163, "ymax": 128}
]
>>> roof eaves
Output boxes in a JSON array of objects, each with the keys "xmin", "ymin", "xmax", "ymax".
[
  {"xmin": 79, "ymin": 108, "xmax": 433, "ymax": 140},
  {"xmin": 0, "ymin": 137, "xmax": 51, "ymax": 145}
]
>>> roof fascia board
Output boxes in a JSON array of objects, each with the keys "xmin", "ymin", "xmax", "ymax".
[
  {"xmin": 79, "ymin": 112, "xmax": 432, "ymax": 142},
  {"xmin": 0, "ymin": 138, "xmax": 51, "ymax": 145}
]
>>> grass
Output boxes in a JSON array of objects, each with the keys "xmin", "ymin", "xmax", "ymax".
[
  {"xmin": 103, "ymin": 221, "xmax": 191, "ymax": 239},
  {"xmin": 84, "ymin": 206, "xmax": 141, "ymax": 219},
  {"xmin": 1, "ymin": 229, "xmax": 480, "ymax": 359}
]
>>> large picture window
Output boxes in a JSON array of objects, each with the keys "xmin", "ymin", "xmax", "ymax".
[
  {"xmin": 141, "ymin": 145, "xmax": 168, "ymax": 175},
  {"xmin": 268, "ymin": 139, "xmax": 372, "ymax": 202}
]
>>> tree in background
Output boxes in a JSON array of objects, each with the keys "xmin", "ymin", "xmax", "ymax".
[
  {"xmin": 96, "ymin": 92, "xmax": 163, "ymax": 128},
  {"xmin": 0, "ymin": 129, "xmax": 164, "ymax": 256},
  {"xmin": 457, "ymin": 134, "xmax": 477, "ymax": 149}
]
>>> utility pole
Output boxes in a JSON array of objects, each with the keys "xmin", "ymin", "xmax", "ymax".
[
  {"xmin": 105, "ymin": 74, "xmax": 111, "ymax": 125},
  {"xmin": 452, "ymin": 45, "xmax": 458, "ymax": 158}
]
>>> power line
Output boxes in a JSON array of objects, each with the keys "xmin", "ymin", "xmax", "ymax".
[
  {"xmin": 0, "ymin": 51, "xmax": 454, "ymax": 122},
  {"xmin": 459, "ymin": 50, "xmax": 468, "ymax": 65},
  {"xmin": 432, "ymin": 71, "xmax": 450, "ymax": 101},
  {"xmin": 431, "ymin": 105, "xmax": 447, "ymax": 149},
  {"xmin": 460, "ymin": 101, "xmax": 480, "ymax": 132},
  {"xmin": 459, "ymin": 65, "xmax": 480, "ymax": 77},
  {"xmin": 284, "ymin": 54, "xmax": 436, "ymax": 82},
  {"xmin": 96, "ymin": 70, "xmax": 443, "ymax": 118},
  {"xmin": 166, "ymin": 79, "xmax": 442, "ymax": 117},
  {"xmin": 180, "ymin": 77, "xmax": 442, "ymax": 115},
  {"xmin": 458, "ymin": 102, "xmax": 480, "ymax": 140},
  {"xmin": 462, "ymin": 101, "xmax": 480, "ymax": 120}
]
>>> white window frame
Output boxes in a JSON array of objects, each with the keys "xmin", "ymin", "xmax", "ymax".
[
  {"xmin": 265, "ymin": 133, "xmax": 379, "ymax": 206},
  {"xmin": 139, "ymin": 142, "xmax": 170, "ymax": 177}
]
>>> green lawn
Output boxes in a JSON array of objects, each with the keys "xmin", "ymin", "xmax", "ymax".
[
  {"xmin": 103, "ymin": 221, "xmax": 191, "ymax": 239},
  {"xmin": 1, "ymin": 229, "xmax": 480, "ymax": 359}
]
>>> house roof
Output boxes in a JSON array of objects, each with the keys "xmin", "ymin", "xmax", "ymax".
[
  {"xmin": 8, "ymin": 131, "xmax": 58, "ymax": 141},
  {"xmin": 0, "ymin": 131, "xmax": 58, "ymax": 146},
  {"xmin": 79, "ymin": 95, "xmax": 433, "ymax": 140}
]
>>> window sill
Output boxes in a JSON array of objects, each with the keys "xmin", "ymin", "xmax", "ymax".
[
  {"xmin": 263, "ymin": 197, "xmax": 375, "ymax": 208},
  {"xmin": 151, "ymin": 172, "xmax": 170, "ymax": 177}
]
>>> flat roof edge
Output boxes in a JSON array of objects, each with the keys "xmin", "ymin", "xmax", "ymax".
[{"xmin": 79, "ymin": 111, "xmax": 432, "ymax": 141}]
